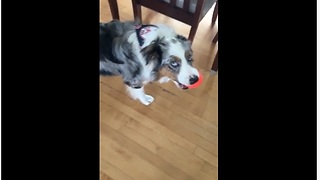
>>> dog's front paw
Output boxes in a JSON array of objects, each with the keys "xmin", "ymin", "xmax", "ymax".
[
  {"xmin": 158, "ymin": 76, "xmax": 171, "ymax": 84},
  {"xmin": 145, "ymin": 95, "xmax": 154, "ymax": 103},
  {"xmin": 140, "ymin": 94, "xmax": 154, "ymax": 106}
]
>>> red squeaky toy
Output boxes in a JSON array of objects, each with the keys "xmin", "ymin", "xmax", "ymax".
[{"xmin": 187, "ymin": 71, "xmax": 203, "ymax": 89}]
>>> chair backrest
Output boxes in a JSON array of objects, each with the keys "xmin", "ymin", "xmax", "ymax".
[{"xmin": 135, "ymin": 0, "xmax": 215, "ymax": 26}]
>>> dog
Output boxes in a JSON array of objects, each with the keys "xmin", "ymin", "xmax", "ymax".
[{"xmin": 100, "ymin": 20, "xmax": 200, "ymax": 105}]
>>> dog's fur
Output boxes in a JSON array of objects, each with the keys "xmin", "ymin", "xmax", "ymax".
[{"xmin": 100, "ymin": 20, "xmax": 199, "ymax": 105}]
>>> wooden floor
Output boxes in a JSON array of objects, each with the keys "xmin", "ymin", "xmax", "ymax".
[{"xmin": 100, "ymin": 1, "xmax": 218, "ymax": 180}]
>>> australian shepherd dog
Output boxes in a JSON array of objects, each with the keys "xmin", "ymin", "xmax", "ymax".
[{"xmin": 100, "ymin": 20, "xmax": 200, "ymax": 105}]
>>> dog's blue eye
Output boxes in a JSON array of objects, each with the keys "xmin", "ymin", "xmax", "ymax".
[{"xmin": 170, "ymin": 61, "xmax": 179, "ymax": 67}]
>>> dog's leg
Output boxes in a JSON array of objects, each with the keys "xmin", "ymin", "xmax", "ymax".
[
  {"xmin": 126, "ymin": 86, "xmax": 154, "ymax": 106},
  {"xmin": 158, "ymin": 76, "xmax": 171, "ymax": 84}
]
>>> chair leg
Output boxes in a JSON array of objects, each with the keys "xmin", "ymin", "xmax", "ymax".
[
  {"xmin": 132, "ymin": 0, "xmax": 142, "ymax": 22},
  {"xmin": 211, "ymin": 51, "xmax": 218, "ymax": 72},
  {"xmin": 211, "ymin": 1, "xmax": 218, "ymax": 25},
  {"xmin": 189, "ymin": 23, "xmax": 199, "ymax": 42},
  {"xmin": 108, "ymin": 0, "xmax": 120, "ymax": 20},
  {"xmin": 212, "ymin": 31, "xmax": 218, "ymax": 44}
]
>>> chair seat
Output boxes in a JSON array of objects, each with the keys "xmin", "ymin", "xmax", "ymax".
[{"xmin": 162, "ymin": 0, "xmax": 216, "ymax": 18}]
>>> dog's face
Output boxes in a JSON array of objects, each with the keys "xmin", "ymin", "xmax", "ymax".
[{"xmin": 158, "ymin": 35, "xmax": 199, "ymax": 90}]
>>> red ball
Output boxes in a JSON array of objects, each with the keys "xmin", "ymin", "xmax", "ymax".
[{"xmin": 187, "ymin": 71, "xmax": 203, "ymax": 89}]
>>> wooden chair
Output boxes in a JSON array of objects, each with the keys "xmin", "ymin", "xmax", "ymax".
[
  {"xmin": 211, "ymin": 49, "xmax": 218, "ymax": 73},
  {"xmin": 131, "ymin": 0, "xmax": 218, "ymax": 42},
  {"xmin": 108, "ymin": 0, "xmax": 120, "ymax": 20},
  {"xmin": 211, "ymin": 32, "xmax": 218, "ymax": 74},
  {"xmin": 211, "ymin": 1, "xmax": 218, "ymax": 73}
]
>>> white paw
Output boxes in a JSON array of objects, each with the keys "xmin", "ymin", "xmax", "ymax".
[
  {"xmin": 140, "ymin": 94, "xmax": 154, "ymax": 106},
  {"xmin": 158, "ymin": 77, "xmax": 171, "ymax": 84},
  {"xmin": 145, "ymin": 95, "xmax": 154, "ymax": 103}
]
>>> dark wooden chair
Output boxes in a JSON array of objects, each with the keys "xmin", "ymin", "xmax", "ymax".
[
  {"xmin": 108, "ymin": 0, "xmax": 120, "ymax": 20},
  {"xmin": 211, "ymin": 32, "xmax": 218, "ymax": 74},
  {"xmin": 211, "ymin": 1, "xmax": 218, "ymax": 73},
  {"xmin": 131, "ymin": 0, "xmax": 218, "ymax": 42},
  {"xmin": 211, "ymin": 51, "xmax": 218, "ymax": 73}
]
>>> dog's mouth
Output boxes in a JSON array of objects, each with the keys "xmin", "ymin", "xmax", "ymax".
[{"xmin": 173, "ymin": 81, "xmax": 189, "ymax": 90}]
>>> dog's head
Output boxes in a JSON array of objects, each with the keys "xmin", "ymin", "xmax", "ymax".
[{"xmin": 154, "ymin": 35, "xmax": 199, "ymax": 90}]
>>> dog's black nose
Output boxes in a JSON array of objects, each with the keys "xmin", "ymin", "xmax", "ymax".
[{"xmin": 189, "ymin": 75, "xmax": 199, "ymax": 85}]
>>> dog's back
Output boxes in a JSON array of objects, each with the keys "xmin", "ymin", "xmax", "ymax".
[
  {"xmin": 100, "ymin": 20, "xmax": 147, "ymax": 88},
  {"xmin": 100, "ymin": 20, "xmax": 138, "ymax": 70},
  {"xmin": 100, "ymin": 20, "xmax": 134, "ymax": 65}
]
